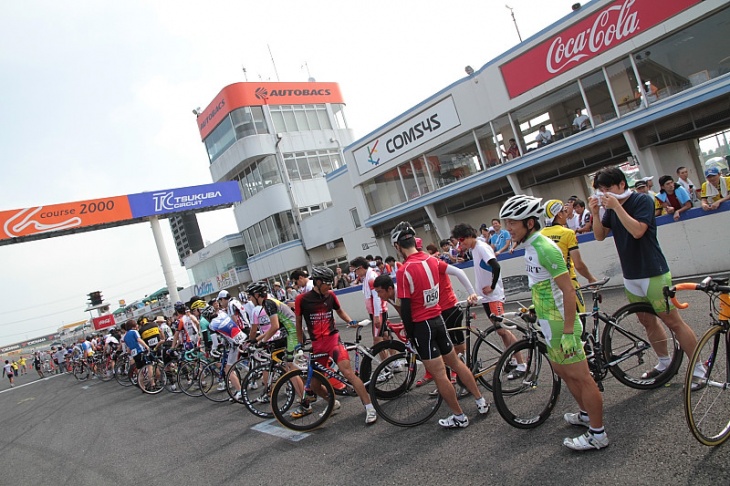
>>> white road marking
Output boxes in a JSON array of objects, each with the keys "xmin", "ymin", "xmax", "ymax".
[
  {"xmin": 0, "ymin": 372, "xmax": 67, "ymax": 394},
  {"xmin": 251, "ymin": 419, "xmax": 311, "ymax": 442}
]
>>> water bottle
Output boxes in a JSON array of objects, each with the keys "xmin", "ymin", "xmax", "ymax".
[{"xmin": 293, "ymin": 350, "xmax": 307, "ymax": 371}]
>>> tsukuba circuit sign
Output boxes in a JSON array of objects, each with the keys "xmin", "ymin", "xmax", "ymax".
[{"xmin": 0, "ymin": 181, "xmax": 242, "ymax": 245}]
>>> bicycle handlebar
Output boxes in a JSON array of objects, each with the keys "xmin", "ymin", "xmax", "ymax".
[
  {"xmin": 663, "ymin": 276, "xmax": 730, "ymax": 312},
  {"xmin": 576, "ymin": 276, "xmax": 610, "ymax": 292}
]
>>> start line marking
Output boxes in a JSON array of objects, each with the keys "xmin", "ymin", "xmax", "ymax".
[
  {"xmin": 251, "ymin": 419, "xmax": 311, "ymax": 442},
  {"xmin": 0, "ymin": 372, "xmax": 67, "ymax": 395}
]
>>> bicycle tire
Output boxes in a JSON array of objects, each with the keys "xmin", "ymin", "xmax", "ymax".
[
  {"xmin": 115, "ymin": 358, "xmax": 133, "ymax": 387},
  {"xmin": 242, "ymin": 363, "xmax": 291, "ymax": 418},
  {"xmin": 97, "ymin": 359, "xmax": 114, "ymax": 382},
  {"xmin": 359, "ymin": 339, "xmax": 407, "ymax": 384},
  {"xmin": 271, "ymin": 369, "xmax": 334, "ymax": 431},
  {"xmin": 178, "ymin": 360, "xmax": 204, "ymax": 397},
  {"xmin": 369, "ymin": 352, "xmax": 442, "ymax": 427},
  {"xmin": 163, "ymin": 361, "xmax": 182, "ymax": 393},
  {"xmin": 225, "ymin": 356, "xmax": 252, "ymax": 403},
  {"xmin": 200, "ymin": 362, "xmax": 230, "ymax": 402},
  {"xmin": 684, "ymin": 325, "xmax": 730, "ymax": 446},
  {"xmin": 138, "ymin": 361, "xmax": 167, "ymax": 394},
  {"xmin": 471, "ymin": 325, "xmax": 529, "ymax": 391},
  {"xmin": 604, "ymin": 302, "xmax": 683, "ymax": 389},
  {"xmin": 492, "ymin": 340, "xmax": 561, "ymax": 429},
  {"xmin": 74, "ymin": 362, "xmax": 90, "ymax": 381}
]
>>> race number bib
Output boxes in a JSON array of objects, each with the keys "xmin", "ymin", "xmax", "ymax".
[
  {"xmin": 148, "ymin": 337, "xmax": 159, "ymax": 346},
  {"xmin": 130, "ymin": 349, "xmax": 138, "ymax": 357},
  {"xmin": 232, "ymin": 332, "xmax": 246, "ymax": 345},
  {"xmin": 423, "ymin": 286, "xmax": 439, "ymax": 308}
]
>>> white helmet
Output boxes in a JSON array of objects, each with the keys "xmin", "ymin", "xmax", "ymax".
[{"xmin": 499, "ymin": 195, "xmax": 544, "ymax": 220}]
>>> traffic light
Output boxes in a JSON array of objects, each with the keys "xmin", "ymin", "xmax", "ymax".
[{"xmin": 88, "ymin": 291, "xmax": 103, "ymax": 306}]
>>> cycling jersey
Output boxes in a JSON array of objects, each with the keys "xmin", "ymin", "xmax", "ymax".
[
  {"xmin": 471, "ymin": 239, "xmax": 505, "ymax": 303},
  {"xmin": 396, "ymin": 251, "xmax": 442, "ymax": 322},
  {"xmin": 176, "ymin": 315, "xmax": 200, "ymax": 348},
  {"xmin": 139, "ymin": 322, "xmax": 162, "ymax": 347},
  {"xmin": 81, "ymin": 341, "xmax": 94, "ymax": 357},
  {"xmin": 252, "ymin": 298, "xmax": 298, "ymax": 351},
  {"xmin": 209, "ymin": 314, "xmax": 246, "ymax": 347},
  {"xmin": 295, "ymin": 289, "xmax": 341, "ymax": 341},
  {"xmin": 123, "ymin": 330, "xmax": 145, "ymax": 357},
  {"xmin": 540, "ymin": 225, "xmax": 579, "ymax": 281}
]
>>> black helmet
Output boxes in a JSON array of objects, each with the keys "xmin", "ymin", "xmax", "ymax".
[
  {"xmin": 247, "ymin": 281, "xmax": 269, "ymax": 296},
  {"xmin": 310, "ymin": 267, "xmax": 335, "ymax": 284},
  {"xmin": 390, "ymin": 221, "xmax": 416, "ymax": 245},
  {"xmin": 174, "ymin": 301, "xmax": 186, "ymax": 313},
  {"xmin": 201, "ymin": 305, "xmax": 218, "ymax": 323},
  {"xmin": 137, "ymin": 316, "xmax": 148, "ymax": 326}
]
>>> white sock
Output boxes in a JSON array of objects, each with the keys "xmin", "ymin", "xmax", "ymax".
[{"xmin": 657, "ymin": 356, "xmax": 671, "ymax": 370}]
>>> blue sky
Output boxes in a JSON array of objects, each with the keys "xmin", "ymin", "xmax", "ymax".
[{"xmin": 0, "ymin": 0, "xmax": 580, "ymax": 346}]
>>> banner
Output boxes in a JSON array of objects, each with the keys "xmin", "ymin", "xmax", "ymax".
[
  {"xmin": 128, "ymin": 181, "xmax": 242, "ymax": 218},
  {"xmin": 92, "ymin": 315, "xmax": 116, "ymax": 331}
]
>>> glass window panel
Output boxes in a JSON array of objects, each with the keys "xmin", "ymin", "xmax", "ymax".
[
  {"xmin": 317, "ymin": 107, "xmax": 332, "ymax": 129},
  {"xmin": 607, "ymin": 57, "xmax": 642, "ymax": 117},
  {"xmin": 251, "ymin": 106, "xmax": 269, "ymax": 134},
  {"xmin": 266, "ymin": 218, "xmax": 279, "ymax": 247},
  {"xmin": 411, "ymin": 157, "xmax": 435, "ymax": 196},
  {"xmin": 308, "ymin": 154, "xmax": 323, "ymax": 177},
  {"xmin": 287, "ymin": 212, "xmax": 298, "ymax": 240},
  {"xmin": 245, "ymin": 169, "xmax": 257, "ymax": 196},
  {"xmin": 581, "ymin": 70, "xmax": 617, "ymax": 126},
  {"xmin": 259, "ymin": 155, "xmax": 281, "ymax": 187},
  {"xmin": 271, "ymin": 109, "xmax": 286, "ymax": 132},
  {"xmin": 204, "ymin": 116, "xmax": 235, "ymax": 162},
  {"xmin": 426, "ymin": 132, "xmax": 483, "ymax": 188},
  {"xmin": 363, "ymin": 168, "xmax": 406, "ymax": 214},
  {"xmin": 283, "ymin": 110, "xmax": 297, "ymax": 132},
  {"xmin": 296, "ymin": 153, "xmax": 313, "ymax": 180},
  {"xmin": 251, "ymin": 164, "xmax": 262, "ymax": 194},
  {"xmin": 332, "ymin": 103, "xmax": 348, "ymax": 129},
  {"xmin": 474, "ymin": 124, "xmax": 501, "ymax": 169},
  {"xmin": 253, "ymin": 222, "xmax": 267, "ymax": 251},
  {"xmin": 305, "ymin": 107, "xmax": 322, "ymax": 130},
  {"xmin": 231, "ymin": 107, "xmax": 256, "ymax": 138},
  {"xmin": 399, "ymin": 162, "xmax": 419, "ymax": 200},
  {"xmin": 294, "ymin": 108, "xmax": 308, "ymax": 131},
  {"xmin": 319, "ymin": 152, "xmax": 334, "ymax": 175}
]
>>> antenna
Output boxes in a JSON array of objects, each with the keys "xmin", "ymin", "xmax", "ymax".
[
  {"xmin": 242, "ymin": 66, "xmax": 248, "ymax": 82},
  {"xmin": 302, "ymin": 61, "xmax": 315, "ymax": 82},
  {"xmin": 505, "ymin": 5, "xmax": 523, "ymax": 42},
  {"xmin": 267, "ymin": 44, "xmax": 280, "ymax": 82}
]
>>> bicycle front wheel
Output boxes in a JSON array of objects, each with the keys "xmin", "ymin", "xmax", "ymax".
[
  {"xmin": 97, "ymin": 359, "xmax": 114, "ymax": 382},
  {"xmin": 492, "ymin": 340, "xmax": 561, "ymax": 429},
  {"xmin": 114, "ymin": 358, "xmax": 133, "ymax": 387},
  {"xmin": 241, "ymin": 363, "xmax": 290, "ymax": 418},
  {"xmin": 271, "ymin": 369, "xmax": 334, "ymax": 431},
  {"xmin": 178, "ymin": 360, "xmax": 204, "ymax": 397},
  {"xmin": 369, "ymin": 352, "xmax": 441, "ymax": 427},
  {"xmin": 684, "ymin": 325, "xmax": 730, "ymax": 446},
  {"xmin": 163, "ymin": 361, "xmax": 181, "ymax": 393},
  {"xmin": 138, "ymin": 361, "xmax": 166, "ymax": 394},
  {"xmin": 604, "ymin": 303, "xmax": 683, "ymax": 389},
  {"xmin": 200, "ymin": 362, "xmax": 230, "ymax": 402},
  {"xmin": 471, "ymin": 325, "xmax": 528, "ymax": 391},
  {"xmin": 74, "ymin": 362, "xmax": 90, "ymax": 382}
]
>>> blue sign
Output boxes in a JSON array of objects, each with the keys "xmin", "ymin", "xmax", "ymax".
[{"xmin": 128, "ymin": 182, "xmax": 241, "ymax": 218}]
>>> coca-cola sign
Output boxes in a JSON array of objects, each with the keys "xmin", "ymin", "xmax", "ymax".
[{"xmin": 500, "ymin": 0, "xmax": 702, "ymax": 98}]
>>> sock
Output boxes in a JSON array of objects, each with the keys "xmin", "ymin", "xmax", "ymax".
[
  {"xmin": 657, "ymin": 356, "xmax": 671, "ymax": 370},
  {"xmin": 476, "ymin": 396, "xmax": 487, "ymax": 406},
  {"xmin": 454, "ymin": 413, "xmax": 466, "ymax": 421},
  {"xmin": 579, "ymin": 410, "xmax": 589, "ymax": 420},
  {"xmin": 516, "ymin": 364, "xmax": 526, "ymax": 371},
  {"xmin": 694, "ymin": 361, "xmax": 707, "ymax": 377},
  {"xmin": 365, "ymin": 403, "xmax": 375, "ymax": 412},
  {"xmin": 589, "ymin": 427, "xmax": 605, "ymax": 437}
]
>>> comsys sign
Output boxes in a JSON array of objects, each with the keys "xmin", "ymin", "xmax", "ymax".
[
  {"xmin": 353, "ymin": 97, "xmax": 461, "ymax": 176},
  {"xmin": 500, "ymin": 0, "xmax": 703, "ymax": 99},
  {"xmin": 197, "ymin": 82, "xmax": 344, "ymax": 140}
]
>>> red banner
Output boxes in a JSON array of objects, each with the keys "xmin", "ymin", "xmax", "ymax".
[
  {"xmin": 93, "ymin": 315, "xmax": 116, "ymax": 331},
  {"xmin": 500, "ymin": 0, "xmax": 703, "ymax": 98}
]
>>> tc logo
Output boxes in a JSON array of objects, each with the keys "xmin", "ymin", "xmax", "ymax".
[
  {"xmin": 152, "ymin": 192, "xmax": 174, "ymax": 212},
  {"xmin": 255, "ymin": 87, "xmax": 269, "ymax": 100}
]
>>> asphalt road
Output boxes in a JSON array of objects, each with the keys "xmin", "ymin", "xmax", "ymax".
[{"xmin": 2, "ymin": 284, "xmax": 730, "ymax": 486}]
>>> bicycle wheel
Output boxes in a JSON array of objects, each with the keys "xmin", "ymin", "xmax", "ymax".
[
  {"xmin": 359, "ymin": 339, "xmax": 407, "ymax": 384},
  {"xmin": 74, "ymin": 362, "xmax": 90, "ymax": 381},
  {"xmin": 242, "ymin": 363, "xmax": 291, "ymax": 418},
  {"xmin": 604, "ymin": 302, "xmax": 683, "ymax": 389},
  {"xmin": 471, "ymin": 325, "xmax": 528, "ymax": 391},
  {"xmin": 369, "ymin": 352, "xmax": 442, "ymax": 427},
  {"xmin": 97, "ymin": 359, "xmax": 114, "ymax": 382},
  {"xmin": 178, "ymin": 360, "xmax": 204, "ymax": 397},
  {"xmin": 200, "ymin": 362, "xmax": 230, "ymax": 402},
  {"xmin": 163, "ymin": 361, "xmax": 182, "ymax": 393},
  {"xmin": 271, "ymin": 369, "xmax": 334, "ymax": 431},
  {"xmin": 225, "ymin": 357, "xmax": 252, "ymax": 403},
  {"xmin": 492, "ymin": 340, "xmax": 561, "ymax": 429},
  {"xmin": 138, "ymin": 361, "xmax": 167, "ymax": 395},
  {"xmin": 115, "ymin": 358, "xmax": 133, "ymax": 387},
  {"xmin": 684, "ymin": 325, "xmax": 730, "ymax": 446}
]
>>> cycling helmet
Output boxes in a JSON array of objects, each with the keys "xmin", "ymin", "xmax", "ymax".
[
  {"xmin": 247, "ymin": 281, "xmax": 269, "ymax": 296},
  {"xmin": 390, "ymin": 221, "xmax": 416, "ymax": 245},
  {"xmin": 499, "ymin": 195, "xmax": 544, "ymax": 221},
  {"xmin": 174, "ymin": 301, "xmax": 186, "ymax": 313},
  {"xmin": 201, "ymin": 305, "xmax": 218, "ymax": 323},
  {"xmin": 310, "ymin": 266, "xmax": 335, "ymax": 284},
  {"xmin": 190, "ymin": 299, "xmax": 206, "ymax": 311},
  {"xmin": 543, "ymin": 199, "xmax": 564, "ymax": 226},
  {"xmin": 137, "ymin": 316, "xmax": 148, "ymax": 326}
]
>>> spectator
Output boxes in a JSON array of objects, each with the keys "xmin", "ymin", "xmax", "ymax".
[
  {"xmin": 477, "ymin": 223, "xmax": 493, "ymax": 242},
  {"xmin": 573, "ymin": 199, "xmax": 592, "ymax": 234},
  {"xmin": 502, "ymin": 138, "xmax": 520, "ymax": 160},
  {"xmin": 572, "ymin": 108, "xmax": 590, "ymax": 132},
  {"xmin": 535, "ymin": 125, "xmax": 554, "ymax": 147},
  {"xmin": 273, "ymin": 281, "xmax": 287, "ymax": 300},
  {"xmin": 426, "ymin": 243, "xmax": 440, "ymax": 257},
  {"xmin": 656, "ymin": 175, "xmax": 692, "ymax": 221},
  {"xmin": 488, "ymin": 218, "xmax": 511, "ymax": 256},
  {"xmin": 384, "ymin": 256, "xmax": 400, "ymax": 278},
  {"xmin": 290, "ymin": 269, "xmax": 313, "ymax": 294},
  {"xmin": 700, "ymin": 167, "xmax": 730, "ymax": 211},
  {"xmin": 439, "ymin": 239, "xmax": 456, "ymax": 263},
  {"xmin": 334, "ymin": 267, "xmax": 351, "ymax": 289},
  {"xmin": 676, "ymin": 166, "xmax": 698, "ymax": 204},
  {"xmin": 564, "ymin": 198, "xmax": 580, "ymax": 231},
  {"xmin": 285, "ymin": 284, "xmax": 298, "ymax": 301}
]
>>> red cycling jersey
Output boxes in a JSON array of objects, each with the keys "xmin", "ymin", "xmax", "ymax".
[
  {"xmin": 432, "ymin": 256, "xmax": 458, "ymax": 310},
  {"xmin": 295, "ymin": 289, "xmax": 341, "ymax": 341},
  {"xmin": 396, "ymin": 251, "xmax": 442, "ymax": 321}
]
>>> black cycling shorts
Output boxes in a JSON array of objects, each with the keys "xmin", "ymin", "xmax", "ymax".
[
  {"xmin": 441, "ymin": 305, "xmax": 465, "ymax": 345},
  {"xmin": 410, "ymin": 316, "xmax": 453, "ymax": 360}
]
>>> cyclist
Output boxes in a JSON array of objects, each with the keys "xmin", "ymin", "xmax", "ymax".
[
  {"xmin": 171, "ymin": 301, "xmax": 201, "ymax": 351},
  {"xmin": 451, "ymin": 223, "xmax": 526, "ymax": 379},
  {"xmin": 391, "ymin": 222, "xmax": 490, "ymax": 428},
  {"xmin": 138, "ymin": 316, "xmax": 163, "ymax": 352},
  {"xmin": 204, "ymin": 305, "xmax": 244, "ymax": 401},
  {"xmin": 542, "ymin": 199, "xmax": 598, "ymax": 313},
  {"xmin": 81, "ymin": 336, "xmax": 96, "ymax": 375},
  {"xmin": 122, "ymin": 319, "xmax": 152, "ymax": 380},
  {"xmin": 590, "ymin": 167, "xmax": 704, "ymax": 386},
  {"xmin": 351, "ymin": 256, "xmax": 388, "ymax": 347},
  {"xmin": 188, "ymin": 299, "xmax": 210, "ymax": 353},
  {"xmin": 3, "ymin": 360, "xmax": 15, "ymax": 387},
  {"xmin": 500, "ymin": 195, "xmax": 607, "ymax": 450},
  {"xmin": 217, "ymin": 290, "xmax": 251, "ymax": 331},
  {"xmin": 294, "ymin": 266, "xmax": 377, "ymax": 424},
  {"xmin": 33, "ymin": 352, "xmax": 43, "ymax": 378}
]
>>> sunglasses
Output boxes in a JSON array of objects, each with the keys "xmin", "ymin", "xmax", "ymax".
[{"xmin": 457, "ymin": 237, "xmax": 466, "ymax": 243}]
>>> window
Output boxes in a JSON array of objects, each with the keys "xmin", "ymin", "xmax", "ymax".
[
  {"xmin": 363, "ymin": 168, "xmax": 406, "ymax": 215},
  {"xmin": 425, "ymin": 132, "xmax": 484, "ymax": 188},
  {"xmin": 270, "ymin": 104, "xmax": 333, "ymax": 132},
  {"xmin": 581, "ymin": 70, "xmax": 616, "ymax": 126},
  {"xmin": 204, "ymin": 116, "xmax": 235, "ymax": 162},
  {"xmin": 350, "ymin": 208, "xmax": 361, "ymax": 229},
  {"xmin": 282, "ymin": 150, "xmax": 342, "ymax": 181}
]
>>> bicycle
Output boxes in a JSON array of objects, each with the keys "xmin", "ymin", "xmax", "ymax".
[
  {"xmin": 137, "ymin": 350, "xmax": 167, "ymax": 395},
  {"xmin": 176, "ymin": 346, "xmax": 209, "ymax": 397},
  {"xmin": 236, "ymin": 344, "xmax": 292, "ymax": 418},
  {"xmin": 492, "ymin": 277, "xmax": 683, "ymax": 429},
  {"xmin": 72, "ymin": 358, "xmax": 91, "ymax": 381},
  {"xmin": 270, "ymin": 320, "xmax": 407, "ymax": 431},
  {"xmin": 367, "ymin": 299, "xmax": 529, "ymax": 427},
  {"xmin": 200, "ymin": 347, "xmax": 231, "ymax": 402},
  {"xmin": 664, "ymin": 275, "xmax": 730, "ymax": 446}
]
